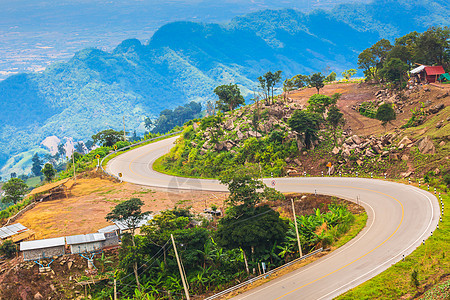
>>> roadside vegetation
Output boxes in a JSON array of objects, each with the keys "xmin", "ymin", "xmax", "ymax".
[{"xmin": 84, "ymin": 168, "xmax": 362, "ymax": 299}]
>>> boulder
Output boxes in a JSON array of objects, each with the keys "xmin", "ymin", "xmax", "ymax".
[
  {"xmin": 351, "ymin": 135, "xmax": 362, "ymax": 145},
  {"xmin": 365, "ymin": 149, "xmax": 376, "ymax": 157},
  {"xmin": 236, "ymin": 131, "xmax": 244, "ymax": 141},
  {"xmin": 434, "ymin": 168, "xmax": 441, "ymax": 175},
  {"xmin": 400, "ymin": 171, "xmax": 413, "ymax": 178},
  {"xmin": 248, "ymin": 131, "xmax": 262, "ymax": 138},
  {"xmin": 398, "ymin": 144, "xmax": 405, "ymax": 150},
  {"xmin": 418, "ymin": 136, "xmax": 436, "ymax": 154},
  {"xmin": 428, "ymin": 103, "xmax": 445, "ymax": 114},
  {"xmin": 437, "ymin": 92, "xmax": 449, "ymax": 99},
  {"xmin": 381, "ymin": 151, "xmax": 389, "ymax": 157},
  {"xmin": 356, "ymin": 159, "xmax": 363, "ymax": 166},
  {"xmin": 294, "ymin": 159, "xmax": 302, "ymax": 166},
  {"xmin": 398, "ymin": 136, "xmax": 412, "ymax": 146},
  {"xmin": 436, "ymin": 121, "xmax": 444, "ymax": 129},
  {"xmin": 389, "ymin": 153, "xmax": 399, "ymax": 160},
  {"xmin": 401, "ymin": 155, "xmax": 409, "ymax": 161},
  {"xmin": 439, "ymin": 141, "xmax": 446, "ymax": 147},
  {"xmin": 332, "ymin": 147, "xmax": 340, "ymax": 155},
  {"xmin": 343, "ymin": 149, "xmax": 351, "ymax": 157},
  {"xmin": 345, "ymin": 137, "xmax": 354, "ymax": 145},
  {"xmin": 224, "ymin": 119, "xmax": 234, "ymax": 131},
  {"xmin": 34, "ymin": 293, "xmax": 43, "ymax": 300}
]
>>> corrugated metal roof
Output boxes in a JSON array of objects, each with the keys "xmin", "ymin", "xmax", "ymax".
[
  {"xmin": 66, "ymin": 233, "xmax": 105, "ymax": 245},
  {"xmin": 113, "ymin": 214, "xmax": 153, "ymax": 231},
  {"xmin": 0, "ymin": 223, "xmax": 28, "ymax": 239},
  {"xmin": 425, "ymin": 66, "xmax": 445, "ymax": 75},
  {"xmin": 98, "ymin": 225, "xmax": 120, "ymax": 233},
  {"xmin": 410, "ymin": 65, "xmax": 426, "ymax": 74},
  {"xmin": 20, "ymin": 237, "xmax": 65, "ymax": 251}
]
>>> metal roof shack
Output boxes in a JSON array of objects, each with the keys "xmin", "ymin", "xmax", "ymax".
[
  {"xmin": 0, "ymin": 223, "xmax": 35, "ymax": 243},
  {"xmin": 20, "ymin": 237, "xmax": 66, "ymax": 261},
  {"xmin": 66, "ymin": 233, "xmax": 105, "ymax": 254},
  {"xmin": 425, "ymin": 66, "xmax": 445, "ymax": 83},
  {"xmin": 112, "ymin": 214, "xmax": 153, "ymax": 234},
  {"xmin": 0, "ymin": 223, "xmax": 27, "ymax": 240}
]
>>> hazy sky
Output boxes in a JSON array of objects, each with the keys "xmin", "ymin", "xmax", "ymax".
[{"xmin": 0, "ymin": 0, "xmax": 371, "ymax": 79}]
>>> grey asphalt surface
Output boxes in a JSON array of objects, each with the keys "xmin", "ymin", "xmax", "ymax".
[{"xmin": 107, "ymin": 136, "xmax": 440, "ymax": 300}]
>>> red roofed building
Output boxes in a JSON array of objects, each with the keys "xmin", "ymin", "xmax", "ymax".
[{"xmin": 424, "ymin": 66, "xmax": 445, "ymax": 83}]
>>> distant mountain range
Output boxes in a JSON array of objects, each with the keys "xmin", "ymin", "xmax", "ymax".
[{"xmin": 0, "ymin": 0, "xmax": 449, "ymax": 177}]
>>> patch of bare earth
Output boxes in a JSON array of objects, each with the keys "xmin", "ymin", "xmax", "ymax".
[{"xmin": 16, "ymin": 177, "xmax": 228, "ymax": 239}]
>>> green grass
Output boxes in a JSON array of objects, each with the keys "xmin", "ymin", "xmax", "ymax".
[
  {"xmin": 25, "ymin": 176, "xmax": 42, "ymax": 188},
  {"xmin": 153, "ymin": 155, "xmax": 215, "ymax": 179},
  {"xmin": 337, "ymin": 188, "xmax": 449, "ymax": 299},
  {"xmin": 333, "ymin": 212, "xmax": 368, "ymax": 249}
]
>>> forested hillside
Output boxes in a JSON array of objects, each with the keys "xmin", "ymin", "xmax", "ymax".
[{"xmin": 1, "ymin": 1, "xmax": 449, "ymax": 177}]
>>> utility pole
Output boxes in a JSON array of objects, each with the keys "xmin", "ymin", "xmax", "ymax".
[
  {"xmin": 171, "ymin": 234, "xmax": 190, "ymax": 300},
  {"xmin": 291, "ymin": 198, "xmax": 303, "ymax": 257}
]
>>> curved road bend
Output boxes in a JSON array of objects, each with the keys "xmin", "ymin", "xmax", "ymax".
[{"xmin": 107, "ymin": 136, "xmax": 440, "ymax": 299}]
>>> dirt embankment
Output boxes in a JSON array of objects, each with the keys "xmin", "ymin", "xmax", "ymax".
[{"xmin": 16, "ymin": 177, "xmax": 228, "ymax": 239}]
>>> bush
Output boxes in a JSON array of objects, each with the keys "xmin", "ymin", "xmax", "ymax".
[
  {"xmin": 0, "ymin": 240, "xmax": 17, "ymax": 258},
  {"xmin": 444, "ymin": 173, "xmax": 450, "ymax": 187}
]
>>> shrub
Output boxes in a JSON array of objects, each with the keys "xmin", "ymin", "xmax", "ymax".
[{"xmin": 0, "ymin": 240, "xmax": 17, "ymax": 258}]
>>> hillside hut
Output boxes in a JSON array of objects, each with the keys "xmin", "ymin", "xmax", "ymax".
[
  {"xmin": 424, "ymin": 66, "xmax": 445, "ymax": 83},
  {"xmin": 20, "ymin": 237, "xmax": 66, "ymax": 261},
  {"xmin": 97, "ymin": 225, "xmax": 120, "ymax": 248},
  {"xmin": 66, "ymin": 233, "xmax": 105, "ymax": 254},
  {"xmin": 0, "ymin": 223, "xmax": 35, "ymax": 244},
  {"xmin": 410, "ymin": 65, "xmax": 446, "ymax": 83},
  {"xmin": 28, "ymin": 178, "xmax": 75, "ymax": 201}
]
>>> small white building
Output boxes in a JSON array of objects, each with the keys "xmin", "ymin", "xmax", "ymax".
[
  {"xmin": 66, "ymin": 233, "xmax": 105, "ymax": 254},
  {"xmin": 20, "ymin": 237, "xmax": 66, "ymax": 261}
]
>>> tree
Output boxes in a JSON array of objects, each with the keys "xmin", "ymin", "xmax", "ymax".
[
  {"xmin": 31, "ymin": 153, "xmax": 42, "ymax": 177},
  {"xmin": 106, "ymin": 198, "xmax": 149, "ymax": 291},
  {"xmin": 358, "ymin": 48, "xmax": 378, "ymax": 81},
  {"xmin": 74, "ymin": 142, "xmax": 85, "ymax": 154},
  {"xmin": 57, "ymin": 142, "xmax": 66, "ymax": 160},
  {"xmin": 1, "ymin": 178, "xmax": 28, "ymax": 204},
  {"xmin": 85, "ymin": 140, "xmax": 94, "ymax": 151},
  {"xmin": 288, "ymin": 110, "xmax": 323, "ymax": 149},
  {"xmin": 214, "ymin": 84, "xmax": 245, "ymax": 112},
  {"xmin": 0, "ymin": 240, "xmax": 17, "ymax": 258},
  {"xmin": 10, "ymin": 172, "xmax": 16, "ymax": 179},
  {"xmin": 325, "ymin": 72, "xmax": 337, "ymax": 82},
  {"xmin": 307, "ymin": 94, "xmax": 337, "ymax": 116},
  {"xmin": 41, "ymin": 163, "xmax": 56, "ymax": 182},
  {"xmin": 308, "ymin": 73, "xmax": 325, "ymax": 94},
  {"xmin": 327, "ymin": 105, "xmax": 345, "ymax": 142},
  {"xmin": 144, "ymin": 117, "xmax": 153, "ymax": 131},
  {"xmin": 258, "ymin": 71, "xmax": 282, "ymax": 104},
  {"xmin": 380, "ymin": 58, "xmax": 409, "ymax": 87},
  {"xmin": 414, "ymin": 26, "xmax": 450, "ymax": 68},
  {"xmin": 342, "ymin": 69, "xmax": 357, "ymax": 80},
  {"xmin": 283, "ymin": 78, "xmax": 295, "ymax": 102},
  {"xmin": 376, "ymin": 103, "xmax": 396, "ymax": 132},
  {"xmin": 215, "ymin": 205, "xmax": 288, "ymax": 269},
  {"xmin": 92, "ymin": 129, "xmax": 123, "ymax": 147},
  {"xmin": 291, "ymin": 74, "xmax": 309, "ymax": 89}
]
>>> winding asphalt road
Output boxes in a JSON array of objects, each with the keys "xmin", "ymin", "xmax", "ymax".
[{"xmin": 107, "ymin": 136, "xmax": 440, "ymax": 299}]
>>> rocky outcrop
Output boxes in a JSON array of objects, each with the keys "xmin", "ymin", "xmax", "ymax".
[{"xmin": 417, "ymin": 136, "xmax": 436, "ymax": 154}]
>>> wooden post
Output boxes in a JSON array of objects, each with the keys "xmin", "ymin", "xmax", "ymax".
[
  {"xmin": 171, "ymin": 234, "xmax": 190, "ymax": 300},
  {"xmin": 291, "ymin": 198, "xmax": 303, "ymax": 257},
  {"xmin": 114, "ymin": 272, "xmax": 117, "ymax": 300}
]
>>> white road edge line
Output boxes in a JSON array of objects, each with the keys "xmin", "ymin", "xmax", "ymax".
[{"xmin": 316, "ymin": 187, "xmax": 436, "ymax": 300}]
